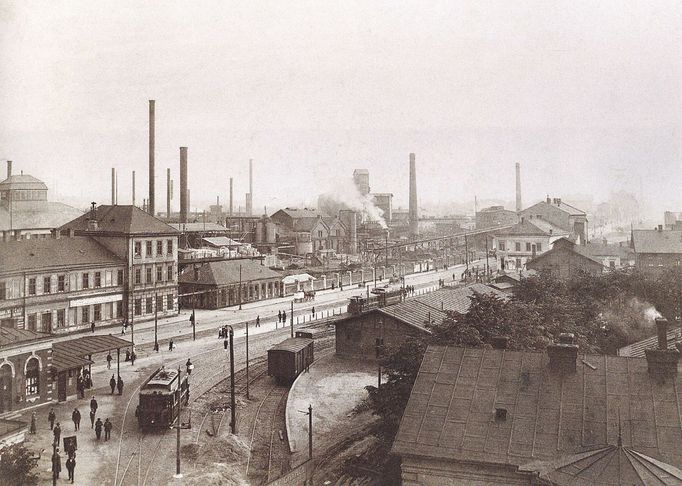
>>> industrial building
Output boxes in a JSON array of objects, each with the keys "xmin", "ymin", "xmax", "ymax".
[
  {"xmin": 475, "ymin": 206, "xmax": 519, "ymax": 229},
  {"xmin": 520, "ymin": 197, "xmax": 588, "ymax": 244},
  {"xmin": 631, "ymin": 226, "xmax": 682, "ymax": 276}
]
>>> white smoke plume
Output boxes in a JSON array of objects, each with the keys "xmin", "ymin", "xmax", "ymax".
[
  {"xmin": 644, "ymin": 306, "xmax": 662, "ymax": 321},
  {"xmin": 317, "ymin": 177, "xmax": 388, "ymax": 229}
]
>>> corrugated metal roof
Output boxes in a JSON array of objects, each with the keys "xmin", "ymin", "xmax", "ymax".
[
  {"xmin": 414, "ymin": 284, "xmax": 508, "ymax": 314},
  {"xmin": 0, "ymin": 236, "xmax": 125, "ymax": 274},
  {"xmin": 632, "ymin": 229, "xmax": 682, "ymax": 254},
  {"xmin": 53, "ymin": 335, "xmax": 132, "ymax": 357},
  {"xmin": 392, "ymin": 345, "xmax": 682, "ymax": 480},
  {"xmin": 268, "ymin": 337, "xmax": 313, "ymax": 353}
]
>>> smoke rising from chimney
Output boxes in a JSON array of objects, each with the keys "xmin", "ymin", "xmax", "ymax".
[{"xmin": 317, "ymin": 177, "xmax": 387, "ymax": 229}]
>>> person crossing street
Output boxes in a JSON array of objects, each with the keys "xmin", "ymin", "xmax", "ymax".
[
  {"xmin": 48, "ymin": 408, "xmax": 56, "ymax": 430},
  {"xmin": 103, "ymin": 418, "xmax": 113, "ymax": 441},
  {"xmin": 109, "ymin": 375, "xmax": 116, "ymax": 394},
  {"xmin": 71, "ymin": 408, "xmax": 81, "ymax": 431},
  {"xmin": 66, "ymin": 455, "xmax": 76, "ymax": 483},
  {"xmin": 117, "ymin": 375, "xmax": 124, "ymax": 395},
  {"xmin": 94, "ymin": 418, "xmax": 103, "ymax": 440}
]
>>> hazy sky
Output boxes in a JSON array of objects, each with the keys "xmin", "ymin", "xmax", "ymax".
[{"xmin": 1, "ymin": 1, "xmax": 681, "ymax": 215}]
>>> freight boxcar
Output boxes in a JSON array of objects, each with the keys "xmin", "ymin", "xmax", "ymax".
[{"xmin": 267, "ymin": 337, "xmax": 314, "ymax": 384}]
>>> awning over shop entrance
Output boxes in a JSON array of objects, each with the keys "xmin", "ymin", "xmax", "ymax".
[{"xmin": 52, "ymin": 334, "xmax": 132, "ymax": 357}]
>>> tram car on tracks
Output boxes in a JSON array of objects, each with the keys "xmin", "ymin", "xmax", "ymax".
[
  {"xmin": 348, "ymin": 287, "xmax": 404, "ymax": 315},
  {"xmin": 137, "ymin": 366, "xmax": 190, "ymax": 430},
  {"xmin": 268, "ymin": 334, "xmax": 315, "ymax": 384}
]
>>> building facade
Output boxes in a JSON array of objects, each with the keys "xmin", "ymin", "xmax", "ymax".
[
  {"xmin": 520, "ymin": 197, "xmax": 588, "ymax": 243},
  {"xmin": 475, "ymin": 205, "xmax": 519, "ymax": 229},
  {"xmin": 631, "ymin": 227, "xmax": 682, "ymax": 276},
  {"xmin": 526, "ymin": 238, "xmax": 604, "ymax": 278},
  {"xmin": 493, "ymin": 220, "xmax": 567, "ymax": 271}
]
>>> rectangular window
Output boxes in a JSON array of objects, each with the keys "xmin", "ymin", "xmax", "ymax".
[
  {"xmin": 28, "ymin": 314, "xmax": 37, "ymax": 331},
  {"xmin": 157, "ymin": 240, "xmax": 163, "ymax": 255},
  {"xmin": 94, "ymin": 271, "xmax": 102, "ymax": 288},
  {"xmin": 498, "ymin": 242, "xmax": 505, "ymax": 251},
  {"xmin": 117, "ymin": 270, "xmax": 124, "ymax": 286},
  {"xmin": 134, "ymin": 299, "xmax": 142, "ymax": 316},
  {"xmin": 135, "ymin": 268, "xmax": 141, "ymax": 285},
  {"xmin": 82, "ymin": 306, "xmax": 89, "ymax": 323},
  {"xmin": 167, "ymin": 265, "xmax": 173, "ymax": 281},
  {"xmin": 158, "ymin": 295, "xmax": 164, "ymax": 312},
  {"xmin": 0, "ymin": 282, "xmax": 5, "ymax": 301},
  {"xmin": 43, "ymin": 276, "xmax": 51, "ymax": 294},
  {"xmin": 29, "ymin": 278, "xmax": 36, "ymax": 295},
  {"xmin": 526, "ymin": 242, "xmax": 531, "ymax": 252},
  {"xmin": 145, "ymin": 297, "xmax": 153, "ymax": 314},
  {"xmin": 116, "ymin": 301, "xmax": 123, "ymax": 318},
  {"xmin": 146, "ymin": 241, "xmax": 153, "ymax": 257},
  {"xmin": 146, "ymin": 267, "xmax": 152, "ymax": 284},
  {"xmin": 156, "ymin": 266, "xmax": 163, "ymax": 282},
  {"xmin": 318, "ymin": 230, "xmax": 322, "ymax": 237},
  {"xmin": 41, "ymin": 312, "xmax": 52, "ymax": 331},
  {"xmin": 134, "ymin": 241, "xmax": 142, "ymax": 258},
  {"xmin": 58, "ymin": 275, "xmax": 65, "ymax": 292},
  {"xmin": 167, "ymin": 293, "xmax": 174, "ymax": 310},
  {"xmin": 57, "ymin": 309, "xmax": 65, "ymax": 327},
  {"xmin": 25, "ymin": 373, "xmax": 38, "ymax": 396},
  {"xmin": 82, "ymin": 273, "xmax": 90, "ymax": 289},
  {"xmin": 94, "ymin": 304, "xmax": 101, "ymax": 321},
  {"xmin": 537, "ymin": 243, "xmax": 542, "ymax": 252},
  {"xmin": 515, "ymin": 242, "xmax": 521, "ymax": 252},
  {"xmin": 167, "ymin": 239, "xmax": 173, "ymax": 255}
]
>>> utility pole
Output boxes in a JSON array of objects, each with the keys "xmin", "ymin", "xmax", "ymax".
[
  {"xmin": 238, "ymin": 265, "xmax": 242, "ymax": 310},
  {"xmin": 229, "ymin": 325, "xmax": 236, "ymax": 433},
  {"xmin": 465, "ymin": 233, "xmax": 469, "ymax": 273},
  {"xmin": 299, "ymin": 404, "xmax": 313, "ymax": 462},
  {"xmin": 174, "ymin": 366, "xmax": 182, "ymax": 478},
  {"xmin": 290, "ymin": 300, "xmax": 294, "ymax": 338},
  {"xmin": 485, "ymin": 236, "xmax": 490, "ymax": 280},
  {"xmin": 154, "ymin": 293, "xmax": 159, "ymax": 352},
  {"xmin": 245, "ymin": 319, "xmax": 250, "ymax": 400},
  {"xmin": 192, "ymin": 285, "xmax": 196, "ymax": 341}
]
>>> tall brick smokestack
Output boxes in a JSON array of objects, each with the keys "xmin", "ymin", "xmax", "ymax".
[
  {"xmin": 148, "ymin": 100, "xmax": 155, "ymax": 216},
  {"xmin": 515, "ymin": 162, "xmax": 522, "ymax": 212},
  {"xmin": 111, "ymin": 168, "xmax": 116, "ymax": 205},
  {"xmin": 409, "ymin": 153, "xmax": 418, "ymax": 236},
  {"xmin": 229, "ymin": 177, "xmax": 233, "ymax": 217},
  {"xmin": 180, "ymin": 147, "xmax": 188, "ymax": 223},
  {"xmin": 166, "ymin": 168, "xmax": 171, "ymax": 219},
  {"xmin": 246, "ymin": 158, "xmax": 253, "ymax": 216}
]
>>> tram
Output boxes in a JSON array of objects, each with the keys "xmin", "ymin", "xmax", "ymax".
[
  {"xmin": 137, "ymin": 366, "xmax": 190, "ymax": 430},
  {"xmin": 348, "ymin": 288, "xmax": 404, "ymax": 315}
]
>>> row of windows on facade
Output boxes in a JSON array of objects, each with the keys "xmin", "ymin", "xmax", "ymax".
[
  {"xmin": 0, "ymin": 269, "xmax": 126, "ymax": 301},
  {"xmin": 497, "ymin": 241, "xmax": 543, "ymax": 252},
  {"xmin": 134, "ymin": 239, "xmax": 174, "ymax": 258},
  {"xmin": 0, "ymin": 189, "xmax": 47, "ymax": 201},
  {"xmin": 21, "ymin": 294, "xmax": 175, "ymax": 332},
  {"xmin": 134, "ymin": 265, "xmax": 174, "ymax": 285},
  {"xmin": 0, "ymin": 359, "xmax": 42, "ymax": 397}
]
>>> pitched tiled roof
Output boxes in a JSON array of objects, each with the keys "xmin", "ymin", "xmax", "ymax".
[
  {"xmin": 0, "ymin": 202, "xmax": 84, "ymax": 232},
  {"xmin": 60, "ymin": 205, "xmax": 179, "ymax": 235},
  {"xmin": 178, "ymin": 259, "xmax": 282, "ymax": 286},
  {"xmin": 528, "ymin": 238, "xmax": 604, "ymax": 267},
  {"xmin": 274, "ymin": 208, "xmax": 328, "ymax": 219},
  {"xmin": 0, "ymin": 236, "xmax": 125, "ymax": 274},
  {"xmin": 495, "ymin": 220, "xmax": 549, "ymax": 237},
  {"xmin": 392, "ymin": 345, "xmax": 682, "ymax": 479},
  {"xmin": 414, "ymin": 284, "xmax": 508, "ymax": 314},
  {"xmin": 523, "ymin": 200, "xmax": 587, "ymax": 216},
  {"xmin": 632, "ymin": 229, "xmax": 682, "ymax": 254},
  {"xmin": 0, "ymin": 328, "xmax": 51, "ymax": 347},
  {"xmin": 582, "ymin": 242, "xmax": 633, "ymax": 259},
  {"xmin": 618, "ymin": 327, "xmax": 682, "ymax": 358},
  {"xmin": 293, "ymin": 217, "xmax": 327, "ymax": 232},
  {"xmin": 376, "ymin": 301, "xmax": 445, "ymax": 332}
]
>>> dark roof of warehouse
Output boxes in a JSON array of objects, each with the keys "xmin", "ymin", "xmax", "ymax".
[
  {"xmin": 60, "ymin": 205, "xmax": 179, "ymax": 235},
  {"xmin": 273, "ymin": 208, "xmax": 328, "ymax": 219},
  {"xmin": 268, "ymin": 337, "xmax": 313, "ymax": 353},
  {"xmin": 178, "ymin": 259, "xmax": 282, "ymax": 286},
  {"xmin": 632, "ymin": 229, "xmax": 682, "ymax": 254},
  {"xmin": 0, "ymin": 236, "xmax": 124, "ymax": 274},
  {"xmin": 52, "ymin": 335, "xmax": 132, "ymax": 357},
  {"xmin": 494, "ymin": 220, "xmax": 549, "ymax": 237},
  {"xmin": 376, "ymin": 301, "xmax": 445, "ymax": 332},
  {"xmin": 0, "ymin": 328, "xmax": 51, "ymax": 347},
  {"xmin": 392, "ymin": 345, "xmax": 682, "ymax": 483},
  {"xmin": 414, "ymin": 284, "xmax": 508, "ymax": 314},
  {"xmin": 527, "ymin": 238, "xmax": 604, "ymax": 268}
]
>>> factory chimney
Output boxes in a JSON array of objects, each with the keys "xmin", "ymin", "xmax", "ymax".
[
  {"xmin": 166, "ymin": 168, "xmax": 171, "ymax": 219},
  {"xmin": 132, "ymin": 171, "xmax": 136, "ymax": 206},
  {"xmin": 229, "ymin": 177, "xmax": 233, "ymax": 217},
  {"xmin": 246, "ymin": 159, "xmax": 253, "ymax": 216},
  {"xmin": 515, "ymin": 162, "xmax": 522, "ymax": 212},
  {"xmin": 148, "ymin": 100, "xmax": 156, "ymax": 216},
  {"xmin": 111, "ymin": 168, "xmax": 116, "ymax": 205},
  {"xmin": 6, "ymin": 160, "xmax": 11, "ymax": 179},
  {"xmin": 409, "ymin": 153, "xmax": 419, "ymax": 236},
  {"xmin": 180, "ymin": 147, "xmax": 188, "ymax": 223}
]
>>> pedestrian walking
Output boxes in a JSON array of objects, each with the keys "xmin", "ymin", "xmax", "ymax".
[
  {"xmin": 256, "ymin": 315, "xmax": 260, "ymax": 327},
  {"xmin": 48, "ymin": 407, "xmax": 56, "ymax": 430},
  {"xmin": 52, "ymin": 448, "xmax": 62, "ymax": 479},
  {"xmin": 72, "ymin": 408, "xmax": 81, "ymax": 431},
  {"xmin": 117, "ymin": 375, "xmax": 124, "ymax": 395},
  {"xmin": 89, "ymin": 409, "xmax": 96, "ymax": 429},
  {"xmin": 30, "ymin": 412, "xmax": 36, "ymax": 434},
  {"xmin": 169, "ymin": 339, "xmax": 174, "ymax": 351},
  {"xmin": 125, "ymin": 349, "xmax": 130, "ymax": 361},
  {"xmin": 53, "ymin": 422, "xmax": 61, "ymax": 445},
  {"xmin": 66, "ymin": 455, "xmax": 76, "ymax": 483},
  {"xmin": 311, "ymin": 306, "xmax": 315, "ymax": 317},
  {"xmin": 130, "ymin": 349, "xmax": 136, "ymax": 365},
  {"xmin": 90, "ymin": 396, "xmax": 98, "ymax": 414},
  {"xmin": 103, "ymin": 418, "xmax": 112, "ymax": 441},
  {"xmin": 94, "ymin": 418, "xmax": 103, "ymax": 440},
  {"xmin": 109, "ymin": 374, "xmax": 116, "ymax": 394},
  {"xmin": 278, "ymin": 310, "xmax": 282, "ymax": 323},
  {"xmin": 91, "ymin": 321, "xmax": 95, "ymax": 333},
  {"xmin": 106, "ymin": 352, "xmax": 113, "ymax": 369},
  {"xmin": 282, "ymin": 310, "xmax": 286, "ymax": 323},
  {"xmin": 77, "ymin": 378, "xmax": 85, "ymax": 399}
]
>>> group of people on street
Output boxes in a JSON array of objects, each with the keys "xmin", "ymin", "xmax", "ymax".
[
  {"xmin": 277, "ymin": 310, "xmax": 287, "ymax": 324},
  {"xmin": 109, "ymin": 374, "xmax": 125, "ymax": 395},
  {"xmin": 76, "ymin": 370, "xmax": 93, "ymax": 399},
  {"xmin": 405, "ymin": 285, "xmax": 417, "ymax": 295}
]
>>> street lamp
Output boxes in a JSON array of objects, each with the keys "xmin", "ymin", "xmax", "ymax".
[{"xmin": 298, "ymin": 404, "xmax": 313, "ymax": 462}]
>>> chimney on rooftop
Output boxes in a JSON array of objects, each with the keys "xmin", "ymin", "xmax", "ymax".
[
  {"xmin": 6, "ymin": 160, "xmax": 11, "ymax": 179},
  {"xmin": 515, "ymin": 163, "xmax": 522, "ymax": 212},
  {"xmin": 645, "ymin": 318, "xmax": 680, "ymax": 379},
  {"xmin": 87, "ymin": 202, "xmax": 98, "ymax": 231},
  {"xmin": 547, "ymin": 333, "xmax": 578, "ymax": 373},
  {"xmin": 111, "ymin": 168, "xmax": 116, "ymax": 205},
  {"xmin": 167, "ymin": 168, "xmax": 171, "ymax": 219},
  {"xmin": 546, "ymin": 196, "xmax": 551, "ymax": 204}
]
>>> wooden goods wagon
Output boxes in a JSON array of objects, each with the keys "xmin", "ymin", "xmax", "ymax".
[{"xmin": 267, "ymin": 337, "xmax": 314, "ymax": 384}]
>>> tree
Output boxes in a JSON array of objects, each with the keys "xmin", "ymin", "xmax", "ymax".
[{"xmin": 0, "ymin": 443, "xmax": 40, "ymax": 486}]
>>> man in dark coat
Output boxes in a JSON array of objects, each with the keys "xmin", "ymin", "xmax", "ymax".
[
  {"xmin": 48, "ymin": 408, "xmax": 56, "ymax": 430},
  {"xmin": 117, "ymin": 375, "xmax": 124, "ymax": 395},
  {"xmin": 104, "ymin": 418, "xmax": 113, "ymax": 441},
  {"xmin": 110, "ymin": 375, "xmax": 116, "ymax": 394},
  {"xmin": 72, "ymin": 408, "xmax": 81, "ymax": 431},
  {"xmin": 52, "ymin": 448, "xmax": 62, "ymax": 479},
  {"xmin": 66, "ymin": 455, "xmax": 76, "ymax": 483},
  {"xmin": 90, "ymin": 396, "xmax": 98, "ymax": 414},
  {"xmin": 53, "ymin": 422, "xmax": 61, "ymax": 445},
  {"xmin": 89, "ymin": 409, "xmax": 96, "ymax": 429},
  {"xmin": 94, "ymin": 418, "xmax": 103, "ymax": 439},
  {"xmin": 106, "ymin": 352, "xmax": 112, "ymax": 369}
]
